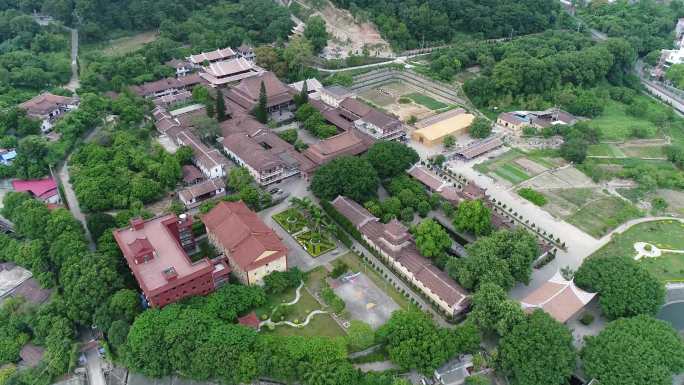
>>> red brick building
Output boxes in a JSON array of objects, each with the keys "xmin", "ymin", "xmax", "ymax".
[{"xmin": 113, "ymin": 214, "xmax": 230, "ymax": 308}]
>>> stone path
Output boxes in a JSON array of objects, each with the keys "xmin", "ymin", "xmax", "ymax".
[{"xmin": 258, "ymin": 281, "xmax": 330, "ymax": 330}]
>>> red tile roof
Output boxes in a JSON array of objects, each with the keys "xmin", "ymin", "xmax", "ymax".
[
  {"xmin": 11, "ymin": 178, "xmax": 58, "ymax": 201},
  {"xmin": 202, "ymin": 201, "xmax": 287, "ymax": 272},
  {"xmin": 238, "ymin": 311, "xmax": 260, "ymax": 329}
]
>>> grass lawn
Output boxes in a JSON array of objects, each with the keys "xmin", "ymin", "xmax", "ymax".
[
  {"xmin": 588, "ymin": 100, "xmax": 658, "ymax": 141},
  {"xmin": 587, "ymin": 143, "xmax": 625, "ymax": 158},
  {"xmin": 337, "ymin": 252, "xmax": 412, "ymax": 310},
  {"xmin": 493, "ymin": 163, "xmax": 530, "ymax": 184},
  {"xmin": 295, "ymin": 231, "xmax": 336, "ymax": 257},
  {"xmin": 567, "ymin": 196, "xmax": 643, "ymax": 238},
  {"xmin": 101, "ymin": 31, "xmax": 158, "ymax": 56},
  {"xmin": 273, "ymin": 208, "xmax": 307, "ymax": 234},
  {"xmin": 405, "ymin": 92, "xmax": 449, "ymax": 110},
  {"xmin": 590, "ymin": 220, "xmax": 684, "ymax": 282},
  {"xmin": 256, "ymin": 269, "xmax": 346, "ymax": 338}
]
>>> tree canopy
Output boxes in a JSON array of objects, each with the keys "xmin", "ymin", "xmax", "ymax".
[
  {"xmin": 311, "ymin": 156, "xmax": 380, "ymax": 203},
  {"xmin": 377, "ymin": 310, "xmax": 480, "ymax": 375},
  {"xmin": 453, "ymin": 199, "xmax": 492, "ymax": 236},
  {"xmin": 412, "ymin": 219, "xmax": 452, "ymax": 259},
  {"xmin": 498, "ymin": 310, "xmax": 576, "ymax": 385},
  {"xmin": 447, "ymin": 228, "xmax": 538, "ymax": 290},
  {"xmin": 574, "ymin": 256, "xmax": 665, "ymax": 319},
  {"xmin": 582, "ymin": 315, "xmax": 684, "ymax": 385},
  {"xmin": 469, "ymin": 282, "xmax": 525, "ymax": 337},
  {"xmin": 365, "ymin": 141, "xmax": 419, "ymax": 179}
]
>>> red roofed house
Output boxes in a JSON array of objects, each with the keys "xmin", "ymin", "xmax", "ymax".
[
  {"xmin": 11, "ymin": 177, "xmax": 60, "ymax": 204},
  {"xmin": 202, "ymin": 201, "xmax": 288, "ymax": 285},
  {"xmin": 113, "ymin": 214, "xmax": 231, "ymax": 308}
]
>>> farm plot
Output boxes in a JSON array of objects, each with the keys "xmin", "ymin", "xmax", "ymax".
[{"xmin": 475, "ymin": 148, "xmax": 561, "ymax": 186}]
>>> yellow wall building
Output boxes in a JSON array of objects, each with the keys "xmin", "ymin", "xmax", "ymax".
[{"xmin": 411, "ymin": 112, "xmax": 475, "ymax": 146}]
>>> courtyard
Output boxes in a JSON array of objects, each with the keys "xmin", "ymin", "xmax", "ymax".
[
  {"xmin": 330, "ymin": 272, "xmax": 400, "ymax": 329},
  {"xmin": 357, "ymin": 81, "xmax": 454, "ymax": 122}
]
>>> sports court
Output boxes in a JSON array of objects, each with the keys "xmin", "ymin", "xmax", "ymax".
[{"xmin": 331, "ymin": 272, "xmax": 400, "ymax": 329}]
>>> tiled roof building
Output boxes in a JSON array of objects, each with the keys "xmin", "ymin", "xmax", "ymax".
[
  {"xmin": 332, "ymin": 196, "xmax": 469, "ymax": 316},
  {"xmin": 202, "ymin": 201, "xmax": 288, "ymax": 285}
]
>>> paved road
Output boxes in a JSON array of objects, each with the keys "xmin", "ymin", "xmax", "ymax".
[
  {"xmin": 57, "ymin": 160, "xmax": 95, "ymax": 250},
  {"xmin": 448, "ymin": 158, "xmax": 604, "ymax": 300},
  {"xmin": 85, "ymin": 347, "xmax": 106, "ymax": 385},
  {"xmin": 55, "ymin": 125, "xmax": 105, "ymax": 251},
  {"xmin": 64, "ymin": 28, "xmax": 80, "ymax": 92}
]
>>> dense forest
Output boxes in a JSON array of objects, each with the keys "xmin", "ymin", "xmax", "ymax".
[
  {"xmin": 0, "ymin": 9, "xmax": 71, "ymax": 107},
  {"xmin": 80, "ymin": 0, "xmax": 293, "ymax": 93},
  {"xmin": 329, "ymin": 0, "xmax": 568, "ymax": 50},
  {"xmin": 446, "ymin": 31, "xmax": 637, "ymax": 114},
  {"xmin": 577, "ymin": 0, "xmax": 684, "ymax": 56}
]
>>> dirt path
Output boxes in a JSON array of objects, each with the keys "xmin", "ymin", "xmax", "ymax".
[{"xmin": 64, "ymin": 28, "xmax": 79, "ymax": 92}]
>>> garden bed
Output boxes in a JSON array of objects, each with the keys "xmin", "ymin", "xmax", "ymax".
[
  {"xmin": 295, "ymin": 231, "xmax": 336, "ymax": 257},
  {"xmin": 272, "ymin": 208, "xmax": 307, "ymax": 233}
]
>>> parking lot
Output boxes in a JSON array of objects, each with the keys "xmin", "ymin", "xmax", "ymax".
[{"xmin": 331, "ymin": 272, "xmax": 400, "ymax": 329}]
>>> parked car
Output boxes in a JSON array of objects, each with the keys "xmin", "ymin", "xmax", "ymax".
[{"xmin": 270, "ymin": 188, "xmax": 289, "ymax": 203}]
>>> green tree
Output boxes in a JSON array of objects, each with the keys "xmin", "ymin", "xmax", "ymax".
[
  {"xmin": 498, "ymin": 310, "xmax": 576, "ymax": 385},
  {"xmin": 215, "ymin": 88, "xmax": 227, "ymax": 122},
  {"xmin": 377, "ymin": 310, "xmax": 479, "ymax": 375},
  {"xmin": 443, "ymin": 135, "xmax": 456, "ymax": 148},
  {"xmin": 365, "ymin": 141, "xmax": 419, "ymax": 179},
  {"xmin": 13, "ymin": 135, "xmax": 50, "ymax": 179},
  {"xmin": 469, "ymin": 282, "xmax": 525, "ymax": 336},
  {"xmin": 253, "ymin": 80, "xmax": 268, "ymax": 123},
  {"xmin": 581, "ymin": 315, "xmax": 684, "ymax": 385},
  {"xmin": 346, "ymin": 320, "xmax": 375, "ymax": 351},
  {"xmin": 228, "ymin": 167, "xmax": 255, "ymax": 191},
  {"xmin": 283, "ymin": 36, "xmax": 313, "ymax": 75},
  {"xmin": 574, "ymin": 256, "xmax": 665, "ymax": 319},
  {"xmin": 559, "ymin": 136, "xmax": 588, "ymax": 164},
  {"xmin": 447, "ymin": 229, "xmax": 538, "ymax": 290},
  {"xmin": 311, "ymin": 156, "xmax": 379, "ymax": 202},
  {"xmin": 304, "ymin": 16, "xmax": 329, "ymax": 54},
  {"xmin": 86, "ymin": 213, "xmax": 117, "ymax": 243},
  {"xmin": 412, "ymin": 219, "xmax": 452, "ymax": 259},
  {"xmin": 60, "ymin": 253, "xmax": 123, "ymax": 325},
  {"xmin": 469, "ymin": 117, "xmax": 492, "ymax": 139},
  {"xmin": 453, "ymin": 199, "xmax": 492, "ymax": 236}
]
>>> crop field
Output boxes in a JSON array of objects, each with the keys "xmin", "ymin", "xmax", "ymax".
[
  {"xmin": 493, "ymin": 163, "xmax": 530, "ymax": 184},
  {"xmin": 475, "ymin": 148, "xmax": 562, "ymax": 186}
]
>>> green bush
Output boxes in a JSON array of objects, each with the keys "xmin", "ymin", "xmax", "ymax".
[
  {"xmin": 321, "ymin": 286, "xmax": 346, "ymax": 313},
  {"xmin": 517, "ymin": 188, "xmax": 547, "ymax": 206},
  {"xmin": 579, "ymin": 313, "xmax": 594, "ymax": 326},
  {"xmin": 330, "ymin": 261, "xmax": 349, "ymax": 279}
]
